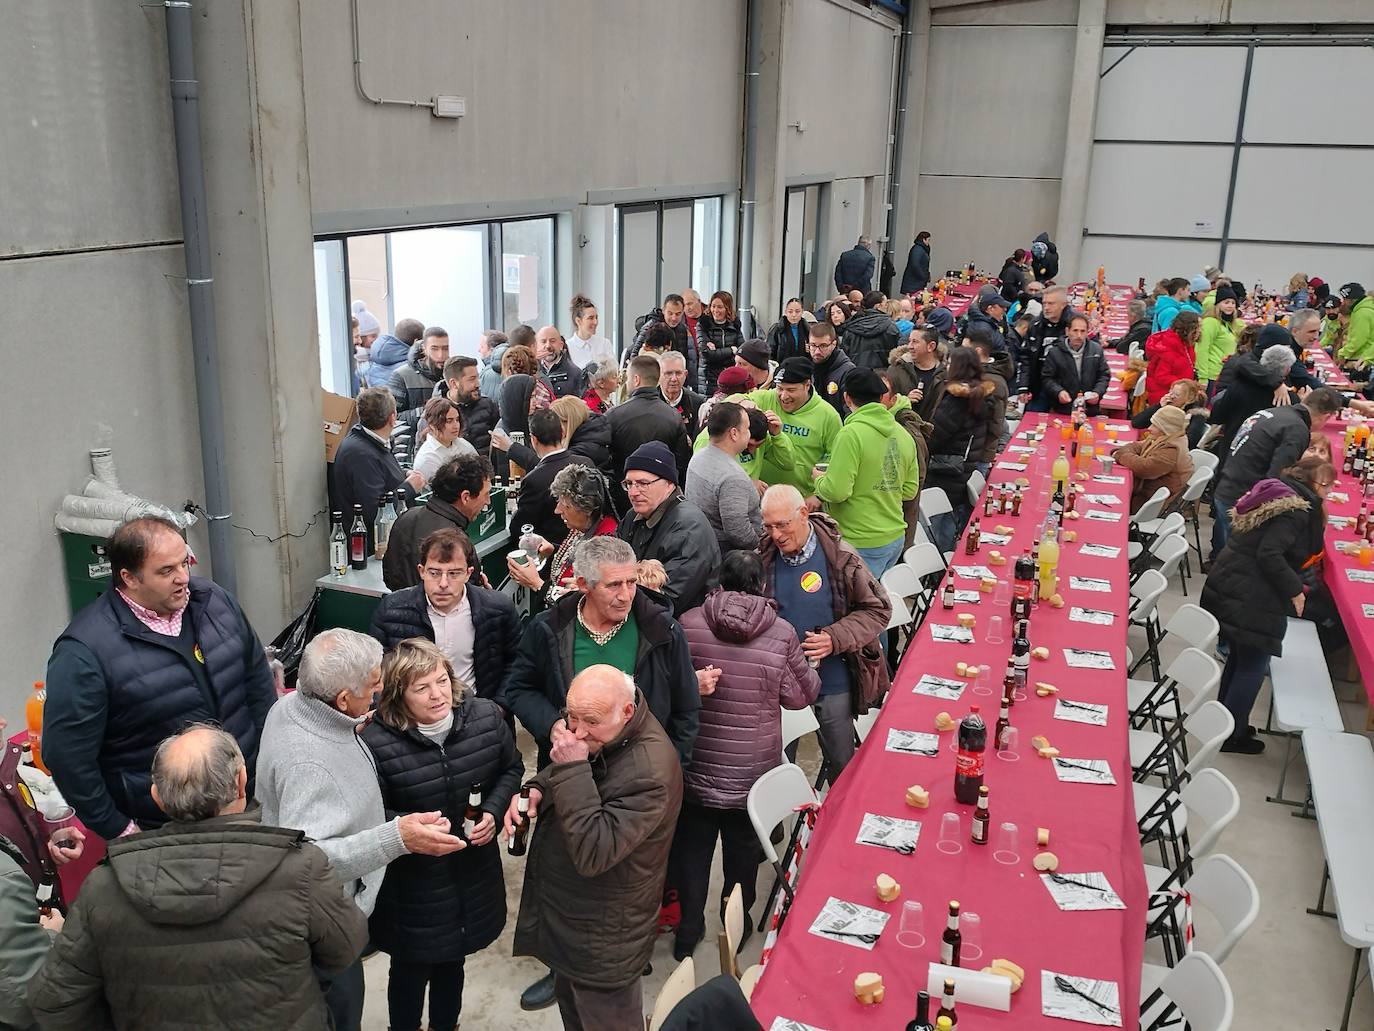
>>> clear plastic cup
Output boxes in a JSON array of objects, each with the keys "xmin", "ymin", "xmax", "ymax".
[
  {"xmin": 986, "ymin": 615, "xmax": 1005, "ymax": 645},
  {"xmin": 993, "ymin": 579, "xmax": 1012, "ymax": 607},
  {"xmin": 993, "ymin": 821, "xmax": 1020, "ymax": 865},
  {"xmin": 936, "ymin": 812, "xmax": 963, "ymax": 855},
  {"xmin": 973, "ymin": 664, "xmax": 994, "ymax": 697},
  {"xmin": 896, "ymin": 900, "xmax": 926, "ymax": 948},
  {"xmin": 961, "ymin": 911, "xmax": 984, "ymax": 961},
  {"xmin": 997, "ymin": 725, "xmax": 1020, "ymax": 762}
]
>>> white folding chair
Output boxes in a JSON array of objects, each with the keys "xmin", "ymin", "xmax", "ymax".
[
  {"xmin": 885, "ymin": 588, "xmax": 913, "ymax": 633},
  {"xmin": 780, "ymin": 705, "xmax": 820, "ymax": 765},
  {"xmin": 1130, "ymin": 511, "xmax": 1186, "ymax": 570},
  {"xmin": 718, "ymin": 883, "xmax": 745, "ymax": 978},
  {"xmin": 748, "ymin": 764, "xmax": 818, "ymax": 930},
  {"xmin": 965, "ymin": 468, "xmax": 986, "ymax": 509},
  {"xmin": 882, "ymin": 564, "xmax": 924, "ymax": 607},
  {"xmin": 1150, "ymin": 533, "xmax": 1192, "ymax": 594},
  {"xmin": 1141, "ymin": 768, "xmax": 1240, "ymax": 908},
  {"xmin": 1176, "ymin": 464, "xmax": 1214, "ymax": 567},
  {"xmin": 647, "ymin": 956, "xmax": 696, "ymax": 1031},
  {"xmin": 918, "ymin": 487, "xmax": 953, "ymax": 544},
  {"xmin": 854, "ymin": 707, "xmax": 882, "ymax": 745},
  {"xmin": 1128, "ymin": 570, "xmax": 1169, "ymax": 681},
  {"xmin": 738, "ymin": 964, "xmax": 763, "ymax": 1001},
  {"xmin": 1141, "ymin": 952, "xmax": 1234, "ymax": 1031},
  {"xmin": 1189, "ymin": 448, "xmax": 1219, "ymax": 473},
  {"xmin": 1136, "ymin": 702, "xmax": 1234, "ymax": 871},
  {"xmin": 1131, "ymin": 486, "xmax": 1172, "ymax": 527},
  {"xmin": 1142, "ymin": 852, "xmax": 1258, "ymax": 998},
  {"xmin": 1131, "ymin": 649, "xmax": 1222, "ymax": 782},
  {"xmin": 1129, "ymin": 603, "xmax": 1219, "ymax": 678}
]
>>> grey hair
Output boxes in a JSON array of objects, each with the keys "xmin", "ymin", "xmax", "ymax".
[
  {"xmin": 297, "ymin": 628, "xmax": 383, "ymax": 704},
  {"xmin": 1260, "ymin": 345, "xmax": 1297, "ymax": 374},
  {"xmin": 1043, "ymin": 285, "xmax": 1069, "ymax": 301},
  {"xmin": 151, "ymin": 724, "xmax": 244, "ymax": 822},
  {"xmin": 573, "ymin": 535, "xmax": 637, "ymax": 584},
  {"xmin": 761, "ymin": 483, "xmax": 806, "ymax": 513},
  {"xmin": 658, "ymin": 350, "xmax": 686, "ymax": 369},
  {"xmin": 1288, "ymin": 308, "xmax": 1321, "ymax": 334},
  {"xmin": 1128, "ymin": 299, "xmax": 1147, "ymax": 320},
  {"xmin": 588, "ymin": 362, "xmax": 619, "ymax": 388},
  {"xmin": 551, "ymin": 463, "xmax": 608, "ymax": 518}
]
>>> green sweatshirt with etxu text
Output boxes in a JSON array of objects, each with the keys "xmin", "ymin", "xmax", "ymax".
[
  {"xmin": 747, "ymin": 386, "xmax": 842, "ymax": 492},
  {"xmin": 814, "ymin": 401, "xmax": 918, "ymax": 548}
]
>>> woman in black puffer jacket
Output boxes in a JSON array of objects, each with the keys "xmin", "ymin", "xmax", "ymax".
[
  {"xmin": 697, "ymin": 290, "xmax": 746, "ymax": 395},
  {"xmin": 925, "ymin": 346, "xmax": 995, "ymax": 552},
  {"xmin": 1200, "ymin": 456, "xmax": 1331, "ymax": 755},
  {"xmin": 362, "ymin": 638, "xmax": 524, "ymax": 1031}
]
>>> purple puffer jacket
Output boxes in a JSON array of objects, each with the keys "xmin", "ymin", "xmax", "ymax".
[{"xmin": 679, "ymin": 590, "xmax": 821, "ymax": 808}]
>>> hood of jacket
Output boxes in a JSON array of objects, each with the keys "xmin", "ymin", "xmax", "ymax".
[
  {"xmin": 943, "ymin": 379, "xmax": 997, "ymax": 401},
  {"xmin": 844, "ymin": 308, "xmax": 896, "ymax": 340},
  {"xmin": 700, "ymin": 589, "xmax": 779, "ymax": 643},
  {"xmin": 1255, "ymin": 324, "xmax": 1298, "ymax": 357},
  {"xmin": 482, "ymin": 341, "xmax": 509, "ymax": 370},
  {"xmin": 370, "ymin": 333, "xmax": 411, "ymax": 366},
  {"xmin": 845, "ymin": 400, "xmax": 900, "ymax": 438},
  {"xmin": 983, "ymin": 349, "xmax": 1015, "ymax": 384},
  {"xmin": 1231, "ymin": 349, "xmax": 1285, "ymax": 388},
  {"xmin": 1033, "ymin": 231, "xmax": 1053, "ymax": 248},
  {"xmin": 105, "ymin": 809, "xmax": 300, "ymax": 927},
  {"xmin": 888, "ymin": 344, "xmax": 915, "ymax": 365},
  {"xmin": 1230, "ymin": 476, "xmax": 1313, "ymax": 533},
  {"xmin": 499, "ymin": 374, "xmax": 537, "ymax": 433}
]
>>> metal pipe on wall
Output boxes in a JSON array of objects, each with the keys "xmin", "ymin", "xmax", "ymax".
[
  {"xmin": 164, "ymin": 0, "xmax": 237, "ymax": 595},
  {"xmin": 736, "ymin": 0, "xmax": 762, "ymax": 337},
  {"xmin": 882, "ymin": 3, "xmax": 915, "ymax": 296}
]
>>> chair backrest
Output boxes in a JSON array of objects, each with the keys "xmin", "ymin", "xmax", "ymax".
[
  {"xmin": 1183, "ymin": 854, "xmax": 1260, "ymax": 966},
  {"xmin": 1181, "ymin": 465, "xmax": 1214, "ymax": 500},
  {"xmin": 1150, "ymin": 512, "xmax": 1187, "ymax": 543},
  {"xmin": 1170, "ymin": 648, "xmax": 1222, "ymax": 717},
  {"xmin": 1152, "ymin": 534, "xmax": 1190, "ymax": 580},
  {"xmin": 1132, "ymin": 486, "xmax": 1172, "ymax": 524},
  {"xmin": 919, "ymin": 487, "xmax": 953, "ymax": 520},
  {"xmin": 905, "ymin": 522, "xmax": 933, "ymax": 551},
  {"xmin": 1130, "ymin": 569, "xmax": 1168, "ymax": 621},
  {"xmin": 647, "ymin": 956, "xmax": 697, "ymax": 1031},
  {"xmin": 966, "ymin": 468, "xmax": 987, "ymax": 507},
  {"xmin": 886, "ymin": 589, "xmax": 913, "ymax": 631},
  {"xmin": 748, "ymin": 763, "xmax": 817, "ymax": 865},
  {"xmin": 780, "ymin": 706, "xmax": 820, "ymax": 758},
  {"xmin": 1164, "ymin": 604, "xmax": 1219, "ymax": 653},
  {"xmin": 738, "ymin": 964, "xmax": 764, "ymax": 1001},
  {"xmin": 854, "ymin": 707, "xmax": 882, "ymax": 744},
  {"xmin": 719, "ymin": 882, "xmax": 745, "ymax": 978},
  {"xmin": 1179, "ymin": 768, "xmax": 1241, "ymax": 863},
  {"xmin": 1182, "ymin": 701, "xmax": 1235, "ymax": 777},
  {"xmin": 1158, "ymin": 952, "xmax": 1233, "ymax": 1031},
  {"xmin": 1190, "ymin": 449, "xmax": 1220, "ymax": 472},
  {"xmin": 882, "ymin": 564, "xmax": 925, "ymax": 602},
  {"xmin": 903, "ymin": 542, "xmax": 948, "ymax": 579}
]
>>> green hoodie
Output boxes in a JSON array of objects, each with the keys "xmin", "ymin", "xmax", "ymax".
[
  {"xmin": 814, "ymin": 401, "xmax": 917, "ymax": 547},
  {"xmin": 692, "ymin": 394, "xmax": 799, "ymax": 483},
  {"xmin": 1338, "ymin": 295, "xmax": 1374, "ymax": 363},
  {"xmin": 748, "ymin": 387, "xmax": 841, "ymax": 491}
]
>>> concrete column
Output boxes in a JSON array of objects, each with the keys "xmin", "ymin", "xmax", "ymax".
[
  {"xmin": 745, "ymin": 0, "xmax": 787, "ymax": 332},
  {"xmin": 891, "ymin": 1, "xmax": 932, "ymax": 259},
  {"xmin": 1053, "ymin": 0, "xmax": 1106, "ymax": 284},
  {"xmin": 198, "ymin": 0, "xmax": 323, "ymax": 636}
]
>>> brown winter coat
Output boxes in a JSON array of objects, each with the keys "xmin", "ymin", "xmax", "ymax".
[
  {"xmin": 513, "ymin": 696, "xmax": 683, "ymax": 989},
  {"xmin": 1114, "ymin": 432, "xmax": 1193, "ymax": 513},
  {"xmin": 758, "ymin": 513, "xmax": 893, "ymax": 715}
]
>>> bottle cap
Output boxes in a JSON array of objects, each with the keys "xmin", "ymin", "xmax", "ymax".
[{"xmin": 969, "ymin": 704, "xmax": 980, "ymax": 713}]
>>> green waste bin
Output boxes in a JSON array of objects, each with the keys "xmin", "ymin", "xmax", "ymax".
[{"xmin": 60, "ymin": 533, "xmax": 112, "ymax": 617}]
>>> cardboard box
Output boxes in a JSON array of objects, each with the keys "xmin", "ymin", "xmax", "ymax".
[{"xmin": 323, "ymin": 391, "xmax": 357, "ymax": 463}]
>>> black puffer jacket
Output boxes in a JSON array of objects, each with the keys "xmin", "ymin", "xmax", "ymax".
[
  {"xmin": 999, "ymin": 260, "xmax": 1027, "ymax": 303},
  {"xmin": 1214, "ymin": 404, "xmax": 1312, "ymax": 506},
  {"xmin": 568, "ymin": 413, "xmax": 615, "ymax": 479},
  {"xmin": 362, "ymin": 697, "xmax": 523, "ymax": 962},
  {"xmin": 389, "ymin": 351, "xmax": 443, "ymax": 423},
  {"xmin": 1201, "ymin": 476, "xmax": 1325, "ymax": 655},
  {"xmin": 695, "ymin": 316, "xmax": 745, "ymax": 395},
  {"xmin": 963, "ymin": 306, "xmax": 1011, "ymax": 352},
  {"xmin": 1208, "ymin": 350, "xmax": 1288, "ymax": 457},
  {"xmin": 925, "ymin": 379, "xmax": 995, "ymax": 501},
  {"xmin": 368, "ymin": 585, "xmax": 520, "ymax": 705},
  {"xmin": 539, "ymin": 351, "xmax": 585, "ymax": 399},
  {"xmin": 900, "ymin": 240, "xmax": 931, "ymax": 294},
  {"xmin": 617, "ymin": 494, "xmax": 722, "ymax": 617},
  {"xmin": 979, "ymin": 351, "xmax": 1014, "ymax": 463},
  {"xmin": 606, "ymin": 388, "xmax": 692, "ymax": 507},
  {"xmin": 504, "ymin": 589, "xmax": 701, "ymax": 768},
  {"xmin": 842, "ymin": 308, "xmax": 900, "ymax": 370},
  {"xmin": 1041, "ymin": 339, "xmax": 1111, "ymax": 413},
  {"xmin": 1111, "ymin": 317, "xmax": 1152, "ymax": 355},
  {"xmin": 1015, "ymin": 306, "xmax": 1077, "ymax": 396},
  {"xmin": 766, "ymin": 319, "xmax": 808, "ymax": 364},
  {"xmin": 382, "ymin": 496, "xmax": 470, "ymax": 591},
  {"xmin": 1031, "ymin": 231, "xmax": 1059, "ymax": 283},
  {"xmin": 457, "ymin": 393, "xmax": 501, "ymax": 453},
  {"xmin": 630, "ymin": 310, "xmax": 697, "ymax": 385}
]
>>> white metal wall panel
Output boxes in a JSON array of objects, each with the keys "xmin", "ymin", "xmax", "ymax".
[
  {"xmin": 1243, "ymin": 47, "xmax": 1374, "ymax": 145},
  {"xmin": 1079, "ymin": 237, "xmax": 1220, "ymax": 290},
  {"xmin": 1229, "ymin": 148, "xmax": 1374, "ymax": 246},
  {"xmin": 1095, "ymin": 46, "xmax": 1245, "ymax": 143},
  {"xmin": 1084, "ymin": 143, "xmax": 1233, "ymax": 239},
  {"xmin": 1222, "ymin": 243, "xmax": 1374, "ymax": 296}
]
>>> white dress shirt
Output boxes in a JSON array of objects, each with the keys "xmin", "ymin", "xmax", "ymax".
[
  {"xmin": 567, "ymin": 333, "xmax": 614, "ymax": 369},
  {"xmin": 428, "ymin": 592, "xmax": 476, "ymax": 690}
]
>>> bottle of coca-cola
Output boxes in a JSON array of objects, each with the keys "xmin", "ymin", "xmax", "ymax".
[{"xmin": 953, "ymin": 705, "xmax": 986, "ymax": 805}]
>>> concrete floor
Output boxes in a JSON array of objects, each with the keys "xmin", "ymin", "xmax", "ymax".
[{"xmin": 360, "ymin": 536, "xmax": 1374, "ymax": 1030}]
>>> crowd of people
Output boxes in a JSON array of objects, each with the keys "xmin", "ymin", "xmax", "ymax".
[{"xmin": 7, "ymin": 244, "xmax": 1374, "ymax": 1030}]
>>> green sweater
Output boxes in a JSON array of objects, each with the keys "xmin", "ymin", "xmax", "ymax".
[
  {"xmin": 814, "ymin": 402, "xmax": 917, "ymax": 547},
  {"xmin": 1195, "ymin": 314, "xmax": 1241, "ymax": 383},
  {"xmin": 1338, "ymin": 296, "xmax": 1374, "ymax": 363},
  {"xmin": 748, "ymin": 387, "xmax": 841, "ymax": 492}
]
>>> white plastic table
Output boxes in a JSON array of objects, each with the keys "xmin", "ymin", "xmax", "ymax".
[{"xmin": 1265, "ymin": 619, "xmax": 1343, "ymax": 806}]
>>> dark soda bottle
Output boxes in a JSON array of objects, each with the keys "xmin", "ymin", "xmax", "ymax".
[{"xmin": 953, "ymin": 705, "xmax": 986, "ymax": 805}]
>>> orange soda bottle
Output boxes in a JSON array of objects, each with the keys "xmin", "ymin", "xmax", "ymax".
[{"xmin": 26, "ymin": 681, "xmax": 49, "ymax": 774}]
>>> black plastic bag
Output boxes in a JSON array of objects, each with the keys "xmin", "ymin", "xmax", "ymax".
[{"xmin": 268, "ymin": 588, "xmax": 321, "ymax": 692}]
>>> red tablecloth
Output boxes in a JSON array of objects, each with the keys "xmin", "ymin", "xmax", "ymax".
[
  {"xmin": 751, "ymin": 415, "xmax": 1148, "ymax": 1029},
  {"xmin": 1321, "ymin": 415, "xmax": 1374, "ymax": 704},
  {"xmin": 1309, "ymin": 348, "xmax": 1354, "ymax": 389}
]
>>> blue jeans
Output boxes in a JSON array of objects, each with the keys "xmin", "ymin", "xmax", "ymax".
[
  {"xmin": 855, "ymin": 537, "xmax": 904, "ymax": 581},
  {"xmin": 1024, "ymin": 395, "xmax": 1051, "ymax": 413},
  {"xmin": 1217, "ymin": 640, "xmax": 1270, "ymax": 739},
  {"xmin": 1209, "ymin": 496, "xmax": 1233, "ymax": 562}
]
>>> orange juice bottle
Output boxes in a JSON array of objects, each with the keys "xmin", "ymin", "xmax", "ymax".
[
  {"xmin": 25, "ymin": 681, "xmax": 48, "ymax": 774},
  {"xmin": 1076, "ymin": 422, "xmax": 1095, "ymax": 470}
]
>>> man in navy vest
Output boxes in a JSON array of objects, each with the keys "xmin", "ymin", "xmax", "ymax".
[{"xmin": 43, "ymin": 516, "xmax": 277, "ymax": 840}]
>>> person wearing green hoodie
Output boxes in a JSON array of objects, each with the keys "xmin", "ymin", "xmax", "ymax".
[
  {"xmin": 749, "ymin": 356, "xmax": 841, "ymax": 493},
  {"xmin": 813, "ymin": 368, "xmax": 918, "ymax": 578},
  {"xmin": 1195, "ymin": 282, "xmax": 1243, "ymax": 386},
  {"xmin": 1336, "ymin": 283, "xmax": 1374, "ymax": 366}
]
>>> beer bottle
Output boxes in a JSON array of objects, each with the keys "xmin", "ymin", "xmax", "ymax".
[
  {"xmin": 953, "ymin": 707, "xmax": 986, "ymax": 804},
  {"xmin": 1011, "ymin": 619, "xmax": 1030, "ymax": 692},
  {"xmin": 983, "ymin": 487, "xmax": 995, "ymax": 517},
  {"xmin": 971, "ymin": 786, "xmax": 990, "ymax": 845},
  {"xmin": 906, "ymin": 990, "xmax": 935, "ymax": 1031},
  {"xmin": 1357, "ymin": 502, "xmax": 1368, "ymax": 537},
  {"xmin": 329, "ymin": 511, "xmax": 347, "ymax": 577},
  {"xmin": 964, "ymin": 518, "xmax": 981, "ymax": 555},
  {"xmin": 1342, "ymin": 442, "xmax": 1354, "ymax": 476},
  {"xmin": 995, "ymin": 689, "xmax": 1012, "ymax": 747},
  {"xmin": 348, "ymin": 504, "xmax": 368, "ymax": 570},
  {"xmin": 1064, "ymin": 484, "xmax": 1077, "ymax": 515},
  {"xmin": 462, "ymin": 783, "xmax": 483, "ymax": 840},
  {"xmin": 998, "ymin": 485, "xmax": 1009, "ymax": 514},
  {"xmin": 940, "ymin": 900, "xmax": 962, "ymax": 966},
  {"xmin": 937, "ymin": 977, "xmax": 958, "ymax": 1025},
  {"xmin": 941, "ymin": 580, "xmax": 956, "ymax": 610},
  {"xmin": 1002, "ymin": 663, "xmax": 1017, "ymax": 709},
  {"xmin": 1011, "ymin": 487, "xmax": 1023, "ymax": 516},
  {"xmin": 508, "ymin": 786, "xmax": 532, "ymax": 856}
]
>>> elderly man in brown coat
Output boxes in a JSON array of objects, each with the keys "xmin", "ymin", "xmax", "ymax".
[{"xmin": 505, "ymin": 665, "xmax": 683, "ymax": 1031}]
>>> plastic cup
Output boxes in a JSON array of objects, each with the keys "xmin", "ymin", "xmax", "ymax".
[
  {"xmin": 42, "ymin": 806, "xmax": 75, "ymax": 834},
  {"xmin": 961, "ymin": 912, "xmax": 984, "ymax": 961},
  {"xmin": 986, "ymin": 616, "xmax": 1005, "ymax": 645},
  {"xmin": 993, "ymin": 821, "xmax": 1020, "ymax": 865},
  {"xmin": 508, "ymin": 549, "xmax": 531, "ymax": 567},
  {"xmin": 993, "ymin": 579, "xmax": 1012, "ymax": 607},
  {"xmin": 896, "ymin": 900, "xmax": 926, "ymax": 948},
  {"xmin": 997, "ymin": 726, "xmax": 1020, "ymax": 762},
  {"xmin": 1100, "ymin": 453, "xmax": 1115, "ymax": 473},
  {"xmin": 936, "ymin": 812, "xmax": 963, "ymax": 855},
  {"xmin": 973, "ymin": 664, "xmax": 994, "ymax": 697}
]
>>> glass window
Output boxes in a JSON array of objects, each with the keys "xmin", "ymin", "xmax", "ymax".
[
  {"xmin": 500, "ymin": 218, "xmax": 555, "ymax": 333},
  {"xmin": 388, "ymin": 226, "xmax": 490, "ymax": 357},
  {"xmin": 313, "ymin": 240, "xmax": 350, "ymax": 394},
  {"xmin": 692, "ymin": 197, "xmax": 722, "ymax": 297}
]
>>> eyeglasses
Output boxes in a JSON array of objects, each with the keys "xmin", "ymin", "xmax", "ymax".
[
  {"xmin": 422, "ymin": 567, "xmax": 467, "ymax": 582},
  {"xmin": 621, "ymin": 478, "xmax": 661, "ymax": 493}
]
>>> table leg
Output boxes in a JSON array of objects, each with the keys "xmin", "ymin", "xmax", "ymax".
[
  {"xmin": 1337, "ymin": 946, "xmax": 1366, "ymax": 1031},
  {"xmin": 1308, "ymin": 863, "xmax": 1337, "ymax": 919},
  {"xmin": 1266, "ymin": 733, "xmax": 1305, "ymax": 806},
  {"xmin": 1292, "ymin": 784, "xmax": 1316, "ymax": 820}
]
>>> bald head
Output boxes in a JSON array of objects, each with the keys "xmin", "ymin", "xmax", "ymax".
[
  {"xmin": 565, "ymin": 665, "xmax": 637, "ymax": 754},
  {"xmin": 150, "ymin": 724, "xmax": 247, "ymax": 822},
  {"xmin": 536, "ymin": 324, "xmax": 565, "ymax": 363}
]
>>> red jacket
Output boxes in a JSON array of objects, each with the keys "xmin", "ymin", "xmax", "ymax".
[{"xmin": 1145, "ymin": 329, "xmax": 1195, "ymax": 405}]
